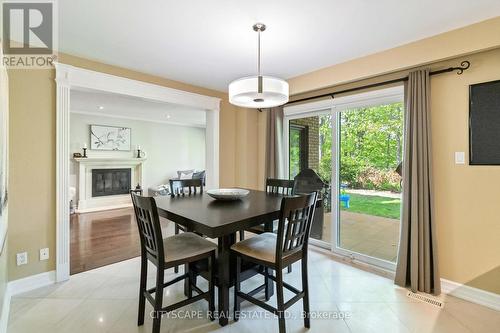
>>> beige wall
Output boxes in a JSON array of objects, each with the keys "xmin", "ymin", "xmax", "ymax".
[
  {"xmin": 431, "ymin": 49, "xmax": 500, "ymax": 293},
  {"xmin": 7, "ymin": 53, "xmax": 263, "ymax": 281},
  {"xmin": 8, "ymin": 68, "xmax": 56, "ymax": 280},
  {"xmin": 288, "ymin": 17, "xmax": 500, "ymax": 95},
  {"xmin": 286, "ymin": 21, "xmax": 500, "ymax": 294}
]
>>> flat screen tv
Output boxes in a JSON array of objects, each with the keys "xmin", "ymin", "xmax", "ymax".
[{"xmin": 469, "ymin": 79, "xmax": 500, "ymax": 165}]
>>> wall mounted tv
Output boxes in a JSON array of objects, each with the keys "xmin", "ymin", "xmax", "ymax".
[{"xmin": 469, "ymin": 79, "xmax": 500, "ymax": 165}]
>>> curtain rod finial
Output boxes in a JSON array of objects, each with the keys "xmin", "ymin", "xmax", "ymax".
[{"xmin": 457, "ymin": 61, "xmax": 470, "ymax": 75}]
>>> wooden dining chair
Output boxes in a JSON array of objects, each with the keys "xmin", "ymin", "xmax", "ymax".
[
  {"xmin": 170, "ymin": 178, "xmax": 204, "ymax": 197},
  {"xmin": 239, "ymin": 178, "xmax": 295, "ymax": 273},
  {"xmin": 231, "ymin": 192, "xmax": 318, "ymax": 333},
  {"xmin": 169, "ymin": 178, "xmax": 204, "ymax": 273},
  {"xmin": 131, "ymin": 193, "xmax": 216, "ymax": 333},
  {"xmin": 240, "ymin": 178, "xmax": 295, "ymax": 239}
]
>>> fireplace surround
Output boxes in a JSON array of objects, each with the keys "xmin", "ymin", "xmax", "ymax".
[{"xmin": 74, "ymin": 157, "xmax": 146, "ymax": 213}]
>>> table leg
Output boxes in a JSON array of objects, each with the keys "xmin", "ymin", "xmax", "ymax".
[
  {"xmin": 217, "ymin": 233, "xmax": 235, "ymax": 326},
  {"xmin": 264, "ymin": 221, "xmax": 275, "ymax": 298},
  {"xmin": 183, "ymin": 225, "xmax": 194, "ymax": 297}
]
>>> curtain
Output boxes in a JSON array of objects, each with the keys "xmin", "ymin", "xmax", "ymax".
[
  {"xmin": 395, "ymin": 69, "xmax": 440, "ymax": 295},
  {"xmin": 265, "ymin": 106, "xmax": 285, "ymax": 179}
]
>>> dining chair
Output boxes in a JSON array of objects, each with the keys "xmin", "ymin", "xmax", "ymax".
[
  {"xmin": 239, "ymin": 178, "xmax": 295, "ymax": 273},
  {"xmin": 240, "ymin": 178, "xmax": 295, "ymax": 239},
  {"xmin": 131, "ymin": 193, "xmax": 216, "ymax": 333},
  {"xmin": 169, "ymin": 178, "xmax": 204, "ymax": 273},
  {"xmin": 231, "ymin": 192, "xmax": 318, "ymax": 333}
]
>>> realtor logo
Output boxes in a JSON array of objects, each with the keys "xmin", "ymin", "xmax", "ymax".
[{"xmin": 2, "ymin": 1, "xmax": 57, "ymax": 68}]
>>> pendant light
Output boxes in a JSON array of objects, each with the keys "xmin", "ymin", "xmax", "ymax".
[{"xmin": 228, "ymin": 23, "xmax": 289, "ymax": 108}]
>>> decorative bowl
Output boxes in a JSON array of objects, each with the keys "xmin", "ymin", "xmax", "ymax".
[{"xmin": 206, "ymin": 188, "xmax": 250, "ymax": 201}]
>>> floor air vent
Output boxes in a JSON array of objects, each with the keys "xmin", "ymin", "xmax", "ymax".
[{"xmin": 406, "ymin": 291, "xmax": 444, "ymax": 308}]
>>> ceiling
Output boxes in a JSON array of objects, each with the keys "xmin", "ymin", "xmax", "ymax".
[
  {"xmin": 70, "ymin": 89, "xmax": 206, "ymax": 127},
  {"xmin": 59, "ymin": 1, "xmax": 500, "ymax": 92}
]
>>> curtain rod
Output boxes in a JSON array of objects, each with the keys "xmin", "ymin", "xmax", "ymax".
[{"xmin": 284, "ymin": 60, "xmax": 471, "ymax": 106}]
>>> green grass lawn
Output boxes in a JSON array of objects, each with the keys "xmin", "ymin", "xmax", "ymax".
[{"xmin": 340, "ymin": 193, "xmax": 401, "ymax": 219}]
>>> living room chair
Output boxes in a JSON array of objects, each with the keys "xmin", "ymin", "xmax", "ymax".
[
  {"xmin": 131, "ymin": 193, "xmax": 216, "ymax": 333},
  {"xmin": 169, "ymin": 178, "xmax": 204, "ymax": 273},
  {"xmin": 231, "ymin": 192, "xmax": 317, "ymax": 333}
]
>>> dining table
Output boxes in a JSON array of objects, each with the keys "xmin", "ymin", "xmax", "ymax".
[{"xmin": 154, "ymin": 189, "xmax": 284, "ymax": 326}]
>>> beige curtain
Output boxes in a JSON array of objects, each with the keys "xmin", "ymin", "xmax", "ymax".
[
  {"xmin": 395, "ymin": 69, "xmax": 440, "ymax": 295},
  {"xmin": 265, "ymin": 106, "xmax": 285, "ymax": 179}
]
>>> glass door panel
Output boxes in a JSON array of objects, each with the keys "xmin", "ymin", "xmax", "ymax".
[
  {"xmin": 288, "ymin": 114, "xmax": 333, "ymax": 244},
  {"xmin": 337, "ymin": 102, "xmax": 404, "ymax": 263}
]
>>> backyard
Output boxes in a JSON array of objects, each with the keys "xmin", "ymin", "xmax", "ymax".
[{"xmin": 340, "ymin": 192, "xmax": 401, "ymax": 220}]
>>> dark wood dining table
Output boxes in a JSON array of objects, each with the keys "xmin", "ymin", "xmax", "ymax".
[{"xmin": 154, "ymin": 189, "xmax": 284, "ymax": 326}]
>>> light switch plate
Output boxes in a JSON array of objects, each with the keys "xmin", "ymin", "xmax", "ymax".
[
  {"xmin": 40, "ymin": 248, "xmax": 49, "ymax": 261},
  {"xmin": 455, "ymin": 152, "xmax": 465, "ymax": 164},
  {"xmin": 16, "ymin": 252, "xmax": 28, "ymax": 266}
]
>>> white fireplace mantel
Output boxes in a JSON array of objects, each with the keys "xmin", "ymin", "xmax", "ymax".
[
  {"xmin": 74, "ymin": 157, "xmax": 147, "ymax": 165},
  {"xmin": 75, "ymin": 157, "xmax": 146, "ymax": 213}
]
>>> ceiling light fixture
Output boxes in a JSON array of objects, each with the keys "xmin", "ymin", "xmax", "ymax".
[
  {"xmin": 228, "ymin": 23, "xmax": 289, "ymax": 108},
  {"xmin": 98, "ymin": 106, "xmax": 104, "ymax": 110}
]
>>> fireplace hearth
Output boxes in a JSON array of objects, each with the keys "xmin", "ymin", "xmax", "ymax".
[{"xmin": 92, "ymin": 168, "xmax": 131, "ymax": 197}]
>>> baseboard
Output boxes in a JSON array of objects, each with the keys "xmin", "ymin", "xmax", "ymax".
[
  {"xmin": 0, "ymin": 286, "xmax": 11, "ymax": 333},
  {"xmin": 8, "ymin": 270, "xmax": 56, "ymax": 297},
  {"xmin": 441, "ymin": 278, "xmax": 500, "ymax": 311},
  {"xmin": 0, "ymin": 270, "xmax": 56, "ymax": 333}
]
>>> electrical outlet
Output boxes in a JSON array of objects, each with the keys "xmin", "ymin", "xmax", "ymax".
[
  {"xmin": 40, "ymin": 248, "xmax": 49, "ymax": 261},
  {"xmin": 16, "ymin": 252, "xmax": 28, "ymax": 266}
]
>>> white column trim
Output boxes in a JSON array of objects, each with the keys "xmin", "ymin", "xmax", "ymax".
[
  {"xmin": 56, "ymin": 80, "xmax": 70, "ymax": 282},
  {"xmin": 205, "ymin": 108, "xmax": 220, "ymax": 189},
  {"xmin": 54, "ymin": 63, "xmax": 221, "ymax": 111},
  {"xmin": 55, "ymin": 63, "xmax": 220, "ymax": 282}
]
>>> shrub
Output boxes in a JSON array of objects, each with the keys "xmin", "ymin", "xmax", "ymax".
[
  {"xmin": 356, "ymin": 167, "xmax": 401, "ymax": 192},
  {"xmin": 339, "ymin": 156, "xmax": 365, "ymax": 188}
]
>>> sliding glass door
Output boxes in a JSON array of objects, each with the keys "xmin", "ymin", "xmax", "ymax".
[
  {"xmin": 285, "ymin": 87, "xmax": 404, "ymax": 269},
  {"xmin": 335, "ymin": 102, "xmax": 403, "ymax": 268}
]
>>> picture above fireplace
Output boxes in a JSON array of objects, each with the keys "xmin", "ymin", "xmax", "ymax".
[
  {"xmin": 90, "ymin": 125, "xmax": 131, "ymax": 151},
  {"xmin": 92, "ymin": 168, "xmax": 131, "ymax": 197}
]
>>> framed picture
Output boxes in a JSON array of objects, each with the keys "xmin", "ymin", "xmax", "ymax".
[
  {"xmin": 469, "ymin": 79, "xmax": 500, "ymax": 165},
  {"xmin": 90, "ymin": 125, "xmax": 131, "ymax": 151}
]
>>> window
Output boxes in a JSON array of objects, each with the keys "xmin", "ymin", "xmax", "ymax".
[{"xmin": 289, "ymin": 124, "xmax": 308, "ymax": 179}]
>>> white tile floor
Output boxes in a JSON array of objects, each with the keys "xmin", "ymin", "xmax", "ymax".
[{"xmin": 8, "ymin": 248, "xmax": 500, "ymax": 333}]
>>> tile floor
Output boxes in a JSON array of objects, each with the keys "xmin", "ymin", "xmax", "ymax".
[{"xmin": 8, "ymin": 248, "xmax": 499, "ymax": 333}]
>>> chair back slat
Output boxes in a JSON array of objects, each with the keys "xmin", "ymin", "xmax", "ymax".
[
  {"xmin": 131, "ymin": 193, "xmax": 164, "ymax": 262},
  {"xmin": 265, "ymin": 178, "xmax": 295, "ymax": 195},
  {"xmin": 170, "ymin": 178, "xmax": 203, "ymax": 197},
  {"xmin": 276, "ymin": 192, "xmax": 317, "ymax": 260}
]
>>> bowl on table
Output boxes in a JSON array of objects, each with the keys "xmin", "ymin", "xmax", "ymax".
[{"xmin": 206, "ymin": 188, "xmax": 250, "ymax": 201}]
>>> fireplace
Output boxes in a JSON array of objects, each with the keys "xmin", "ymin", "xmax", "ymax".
[{"xmin": 92, "ymin": 168, "xmax": 131, "ymax": 197}]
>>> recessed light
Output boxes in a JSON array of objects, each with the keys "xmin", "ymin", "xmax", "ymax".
[
  {"xmin": 98, "ymin": 106, "xmax": 104, "ymax": 110},
  {"xmin": 166, "ymin": 114, "xmax": 171, "ymax": 119}
]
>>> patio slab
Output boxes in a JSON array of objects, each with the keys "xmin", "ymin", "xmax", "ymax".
[{"xmin": 316, "ymin": 211, "xmax": 400, "ymax": 262}]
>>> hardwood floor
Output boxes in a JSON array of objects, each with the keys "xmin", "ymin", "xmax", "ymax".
[{"xmin": 70, "ymin": 207, "xmax": 171, "ymax": 275}]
